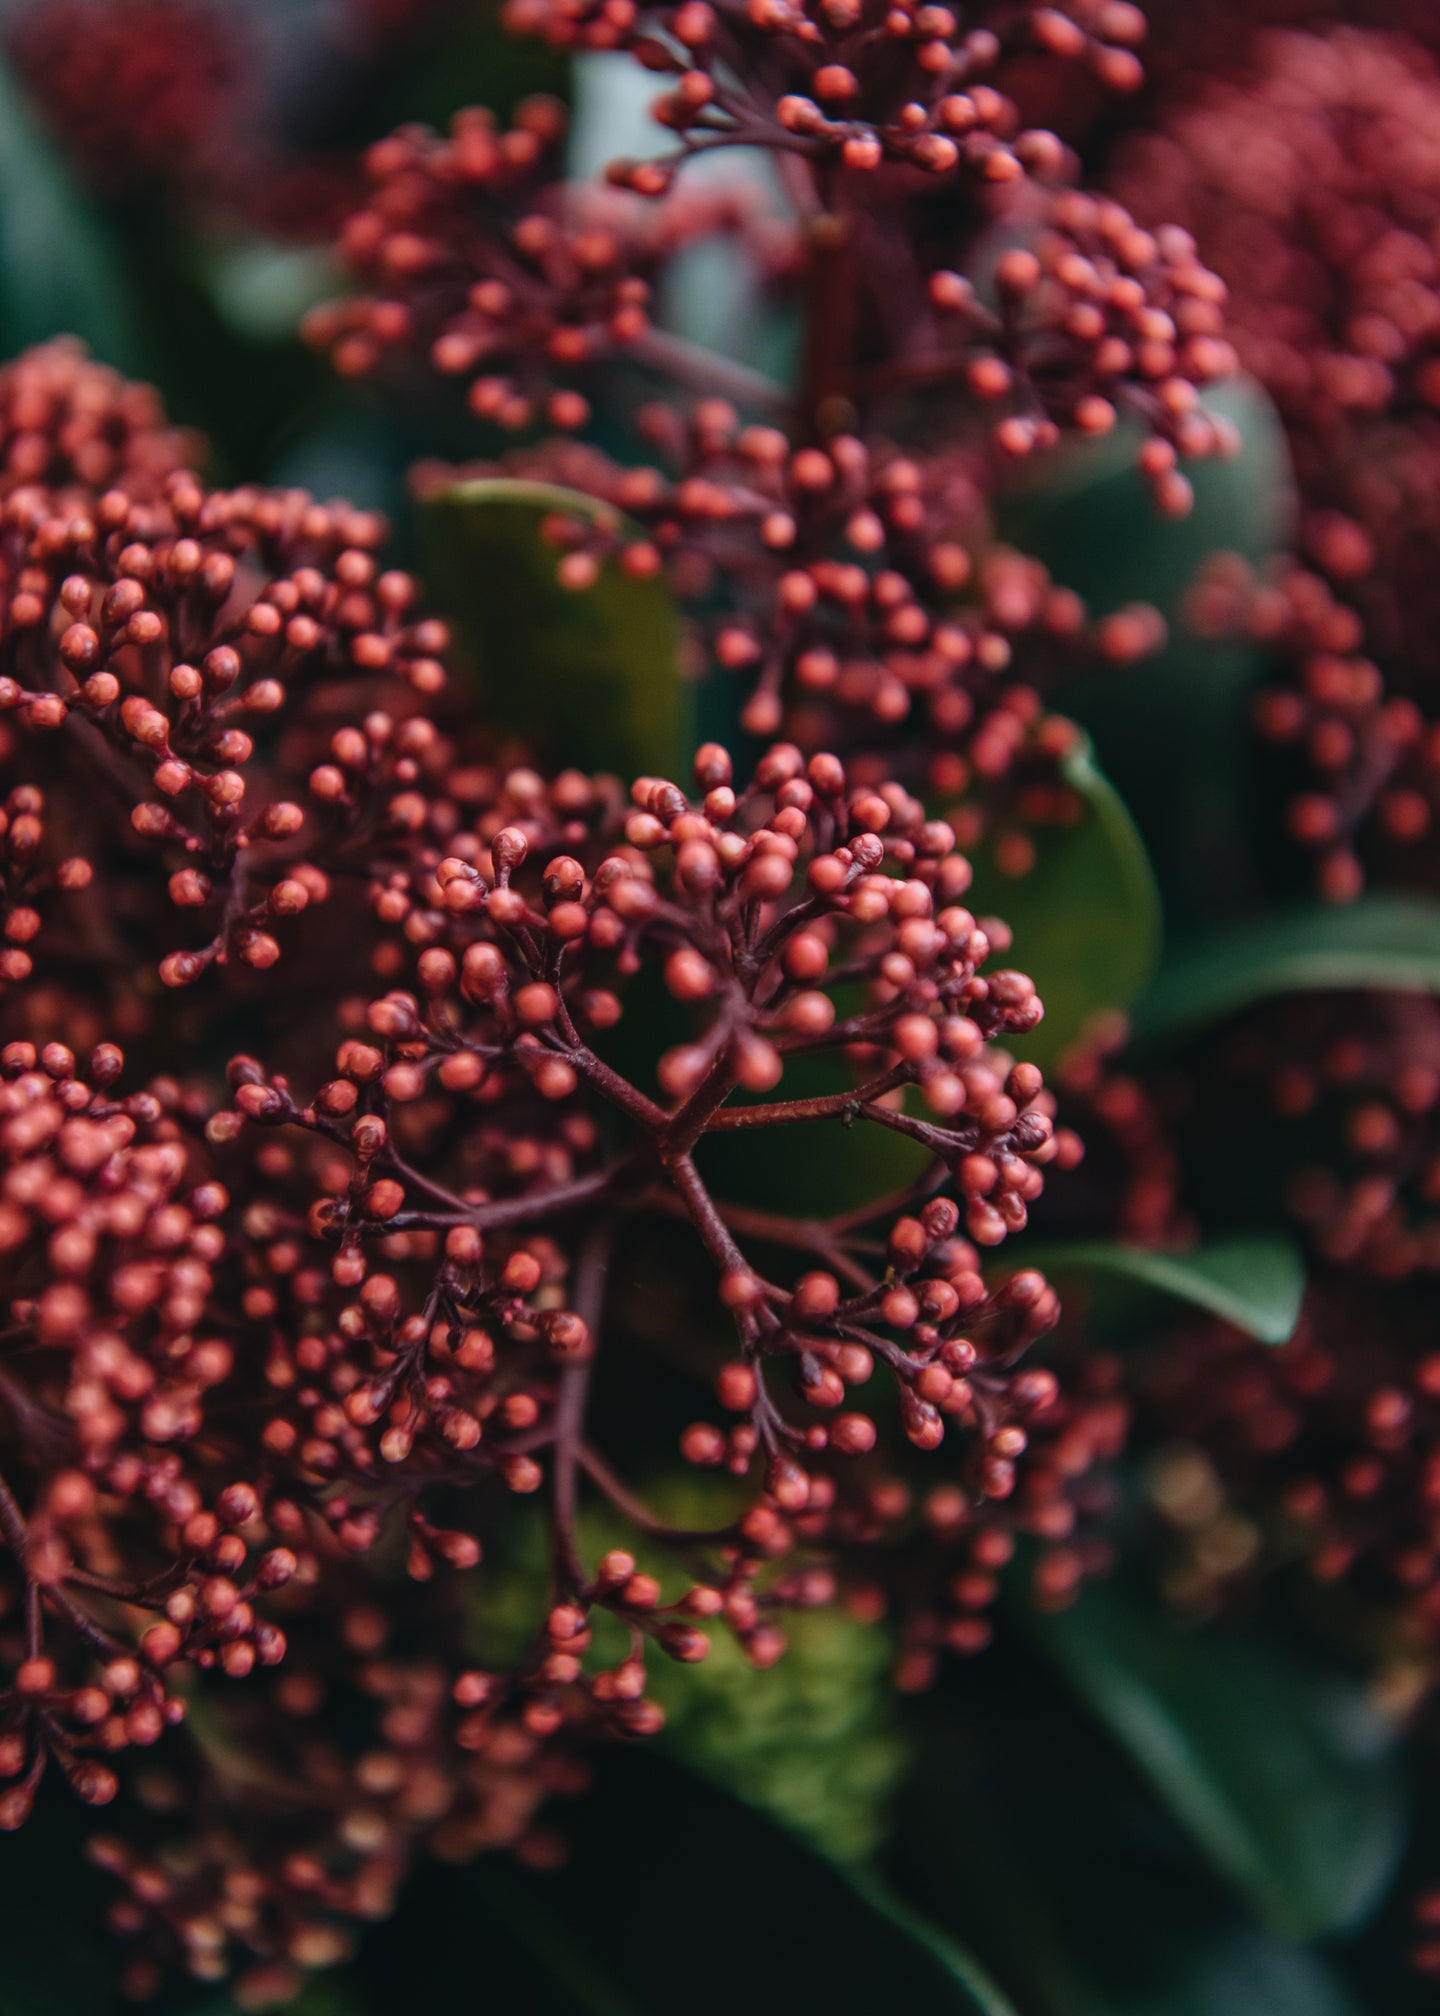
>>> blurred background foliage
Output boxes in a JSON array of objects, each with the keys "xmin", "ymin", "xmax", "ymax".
[{"xmin": 0, "ymin": 2, "xmax": 1438, "ymax": 2012}]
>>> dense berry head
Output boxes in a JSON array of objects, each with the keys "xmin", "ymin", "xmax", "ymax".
[
  {"xmin": 1142, "ymin": 1276, "xmax": 1440, "ymax": 1645},
  {"xmin": 1189, "ymin": 553, "xmax": 1440, "ymax": 901},
  {"xmin": 305, "ymin": 100, "xmax": 793, "ymax": 435},
  {"xmin": 0, "ymin": 1048, "xmax": 262, "ymax": 1815},
  {"xmin": 504, "ymin": 0, "xmax": 1151, "ymax": 183},
  {"xmin": 1113, "ymin": 27, "xmax": 1440, "ymax": 684},
  {"xmin": 0, "ymin": 342, "xmax": 198, "ymax": 503},
  {"xmin": 0, "ymin": 670, "xmax": 1118, "ymax": 1985},
  {"xmin": 1193, "ymin": 989, "xmax": 1440, "ymax": 1280},
  {"xmin": 202, "ymin": 738, "xmax": 1104, "ymax": 1677},
  {"xmin": 8, "ymin": 0, "xmax": 247, "ymax": 197},
  {"xmin": 415, "ymin": 417, "xmax": 1165, "ymax": 867},
  {"xmin": 0, "ymin": 466, "xmax": 454, "ymax": 1007}
]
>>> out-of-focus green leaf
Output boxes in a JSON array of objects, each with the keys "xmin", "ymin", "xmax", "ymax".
[
  {"xmin": 361, "ymin": 1748, "xmax": 1016, "ymax": 2016},
  {"xmin": 0, "ymin": 53, "xmax": 140, "ymax": 367},
  {"xmin": 895, "ymin": 1642, "xmax": 1378, "ymax": 2016},
  {"xmin": 1021, "ymin": 1235, "xmax": 1305, "ymax": 1344},
  {"xmin": 1138, "ymin": 897, "xmax": 1440, "ymax": 1037},
  {"xmin": 1114, "ymin": 1936, "xmax": 1365, "ymax": 2016},
  {"xmin": 1030, "ymin": 1582, "xmax": 1406, "ymax": 1940},
  {"xmin": 997, "ymin": 377, "xmax": 1293, "ymax": 930},
  {"xmin": 422, "ymin": 478, "xmax": 686, "ymax": 779},
  {"xmin": 205, "ymin": 241, "xmax": 339, "ymax": 344},
  {"xmin": 970, "ymin": 734, "xmax": 1161, "ymax": 1069}
]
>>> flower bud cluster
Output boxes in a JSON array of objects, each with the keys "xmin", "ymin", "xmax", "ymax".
[
  {"xmin": 305, "ymin": 99, "xmax": 784, "ymax": 436},
  {"xmin": 504, "ymin": 0, "xmax": 1148, "ymax": 187},
  {"xmin": 0, "ymin": 469, "xmax": 451, "ymax": 998},
  {"xmin": 1137, "ymin": 0, "xmax": 1440, "ymax": 97},
  {"xmin": 7, "ymin": 0, "xmax": 245, "ymax": 198},
  {"xmin": 1190, "ymin": 990, "xmax": 1440, "ymax": 1281},
  {"xmin": 206, "ymin": 739, "xmax": 1111, "ymax": 1680},
  {"xmin": 0, "ymin": 341, "xmax": 197, "ymax": 504},
  {"xmin": 0, "ymin": 1046, "xmax": 288, "ymax": 1830},
  {"xmin": 85, "ymin": 1589, "xmax": 578, "ymax": 2000},
  {"xmin": 0, "ymin": 340, "xmax": 1114, "ymax": 1987},
  {"xmin": 0, "ymin": 1041, "xmax": 599, "ymax": 1992},
  {"xmin": 1189, "ymin": 555, "xmax": 1440, "ymax": 902},
  {"xmin": 930, "ymin": 190, "xmax": 1237, "ymax": 510},
  {"xmin": 313, "ymin": 5, "xmax": 1237, "ymax": 494},
  {"xmin": 1111, "ymin": 28, "xmax": 1440, "ymax": 476},
  {"xmin": 1143, "ymin": 1278, "xmax": 1440, "ymax": 1643},
  {"xmin": 891, "ymin": 1338, "xmax": 1128, "ymax": 1683},
  {"xmin": 415, "ymin": 416, "xmax": 1164, "ymax": 820},
  {"xmin": 1112, "ymin": 28, "xmax": 1440, "ymax": 696}
]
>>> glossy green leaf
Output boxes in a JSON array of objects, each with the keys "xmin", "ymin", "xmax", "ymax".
[
  {"xmin": 1138, "ymin": 897, "xmax": 1440, "ymax": 1037},
  {"xmin": 0, "ymin": 53, "xmax": 141, "ymax": 367},
  {"xmin": 422, "ymin": 478, "xmax": 687, "ymax": 779},
  {"xmin": 1030, "ymin": 1583, "xmax": 1406, "ymax": 1940},
  {"xmin": 970, "ymin": 734, "xmax": 1161, "ymax": 1069},
  {"xmin": 1021, "ymin": 1234, "xmax": 1306, "ymax": 1343}
]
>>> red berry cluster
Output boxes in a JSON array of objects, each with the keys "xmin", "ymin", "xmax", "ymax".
[
  {"xmin": 1111, "ymin": 27, "xmax": 1440, "ymax": 894},
  {"xmin": 1110, "ymin": 25, "xmax": 1440, "ymax": 496},
  {"xmin": 0, "ymin": 466, "xmax": 451, "ymax": 1005},
  {"xmin": 1185, "ymin": 989, "xmax": 1440, "ymax": 1281},
  {"xmin": 310, "ymin": 2, "xmax": 1237, "ymax": 501},
  {"xmin": 0, "ymin": 1036, "xmax": 598, "ymax": 1997},
  {"xmin": 1188, "ymin": 554, "xmax": 1440, "ymax": 903},
  {"xmin": 7, "ymin": 0, "xmax": 246, "ymax": 198},
  {"xmin": 1143, "ymin": 1277, "xmax": 1440, "ymax": 1639},
  {"xmin": 0, "ymin": 341, "xmax": 198, "ymax": 505},
  {"xmin": 0, "ymin": 347, "xmax": 1122, "ymax": 1990},
  {"xmin": 305, "ymin": 96, "xmax": 801, "ymax": 425},
  {"xmin": 928, "ymin": 190, "xmax": 1236, "ymax": 510},
  {"xmin": 417, "ymin": 413, "xmax": 1164, "ymax": 770},
  {"xmin": 503, "ymin": 0, "xmax": 1149, "ymax": 181},
  {"xmin": 0, "ymin": 1049, "xmax": 282, "ymax": 1828}
]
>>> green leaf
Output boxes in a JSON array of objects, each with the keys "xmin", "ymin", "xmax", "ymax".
[
  {"xmin": 364, "ymin": 1748, "xmax": 1016, "ymax": 2016},
  {"xmin": 996, "ymin": 377, "xmax": 1293, "ymax": 932},
  {"xmin": 1138, "ymin": 897, "xmax": 1440, "ymax": 1037},
  {"xmin": 1000, "ymin": 378, "xmax": 1292, "ymax": 601},
  {"xmin": 205, "ymin": 240, "xmax": 340, "ymax": 344},
  {"xmin": 970, "ymin": 734, "xmax": 1161, "ymax": 1069},
  {"xmin": 1029, "ymin": 1582, "xmax": 1406, "ymax": 1940},
  {"xmin": 1020, "ymin": 1235, "xmax": 1306, "ymax": 1343},
  {"xmin": 0, "ymin": 53, "xmax": 141, "ymax": 367},
  {"xmin": 652, "ymin": 1603, "xmax": 908, "ymax": 1863},
  {"xmin": 1111, "ymin": 1937, "xmax": 1365, "ymax": 2016},
  {"xmin": 894, "ymin": 1642, "xmax": 1376, "ymax": 2016},
  {"xmin": 422, "ymin": 478, "xmax": 687, "ymax": 779}
]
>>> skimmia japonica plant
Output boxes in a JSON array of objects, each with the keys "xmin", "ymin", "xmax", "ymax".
[{"xmin": 1, "ymin": 2, "xmax": 1440, "ymax": 2013}]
